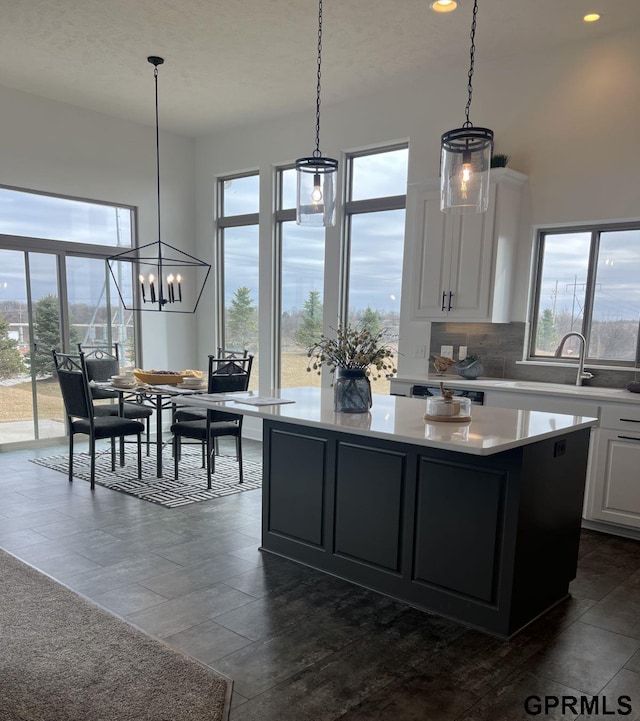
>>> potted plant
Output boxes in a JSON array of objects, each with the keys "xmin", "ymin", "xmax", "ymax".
[
  {"xmin": 307, "ymin": 323, "xmax": 397, "ymax": 412},
  {"xmin": 490, "ymin": 153, "xmax": 510, "ymax": 168}
]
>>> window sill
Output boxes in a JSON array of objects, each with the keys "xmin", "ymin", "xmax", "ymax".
[{"xmin": 516, "ymin": 360, "xmax": 637, "ymax": 373}]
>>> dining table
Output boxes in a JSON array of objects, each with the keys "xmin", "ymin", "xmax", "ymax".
[{"xmin": 94, "ymin": 382, "xmax": 211, "ymax": 478}]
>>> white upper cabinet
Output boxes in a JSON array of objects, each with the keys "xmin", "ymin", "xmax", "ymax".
[{"xmin": 408, "ymin": 169, "xmax": 528, "ymax": 322}]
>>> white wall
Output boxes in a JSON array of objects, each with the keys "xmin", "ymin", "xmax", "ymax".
[
  {"xmin": 0, "ymin": 84, "xmax": 198, "ymax": 371},
  {"xmin": 194, "ymin": 27, "xmax": 640, "ymax": 383},
  {"xmin": 3, "ymin": 27, "xmax": 637, "ymax": 382}
]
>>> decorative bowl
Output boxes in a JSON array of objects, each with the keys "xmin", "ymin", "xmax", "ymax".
[
  {"xmin": 133, "ymin": 370, "xmax": 185, "ymax": 386},
  {"xmin": 455, "ymin": 355, "xmax": 484, "ymax": 380}
]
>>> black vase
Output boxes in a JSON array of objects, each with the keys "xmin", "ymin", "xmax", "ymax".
[{"xmin": 334, "ymin": 368, "xmax": 372, "ymax": 413}]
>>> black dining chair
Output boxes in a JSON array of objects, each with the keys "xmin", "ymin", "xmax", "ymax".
[
  {"xmin": 170, "ymin": 354, "xmax": 253, "ymax": 488},
  {"xmin": 78, "ymin": 343, "xmax": 153, "ymax": 454},
  {"xmin": 52, "ymin": 350, "xmax": 144, "ymax": 489}
]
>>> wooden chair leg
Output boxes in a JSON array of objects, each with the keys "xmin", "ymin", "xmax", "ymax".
[
  {"xmin": 236, "ymin": 435, "xmax": 243, "ymax": 484},
  {"xmin": 120, "ymin": 435, "xmax": 125, "ymax": 466},
  {"xmin": 111, "ymin": 438, "xmax": 116, "ymax": 471},
  {"xmin": 173, "ymin": 435, "xmax": 180, "ymax": 480},
  {"xmin": 146, "ymin": 417, "xmax": 151, "ymax": 456},
  {"xmin": 137, "ymin": 434, "xmax": 142, "ymax": 479},
  {"xmin": 68, "ymin": 432, "xmax": 74, "ymax": 483},
  {"xmin": 89, "ymin": 436, "xmax": 96, "ymax": 490}
]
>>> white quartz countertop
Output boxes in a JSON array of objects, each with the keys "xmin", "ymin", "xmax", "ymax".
[
  {"xmin": 176, "ymin": 386, "xmax": 597, "ymax": 456},
  {"xmin": 392, "ymin": 374, "xmax": 640, "ymax": 404}
]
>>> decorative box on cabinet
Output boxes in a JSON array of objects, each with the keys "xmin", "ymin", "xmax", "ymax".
[
  {"xmin": 586, "ymin": 402, "xmax": 640, "ymax": 529},
  {"xmin": 409, "ymin": 168, "xmax": 528, "ymax": 322}
]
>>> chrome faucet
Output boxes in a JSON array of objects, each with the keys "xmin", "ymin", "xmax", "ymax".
[{"xmin": 554, "ymin": 332, "xmax": 594, "ymax": 386}]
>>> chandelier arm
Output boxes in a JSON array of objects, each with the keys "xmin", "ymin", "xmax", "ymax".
[{"xmin": 464, "ymin": 0, "xmax": 479, "ymax": 128}]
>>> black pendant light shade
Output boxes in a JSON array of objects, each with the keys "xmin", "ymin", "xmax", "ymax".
[
  {"xmin": 108, "ymin": 56, "xmax": 211, "ymax": 313},
  {"xmin": 440, "ymin": 0, "xmax": 494, "ymax": 214},
  {"xmin": 295, "ymin": 0, "xmax": 338, "ymax": 227}
]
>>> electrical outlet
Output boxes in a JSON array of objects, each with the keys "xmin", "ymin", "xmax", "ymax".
[
  {"xmin": 554, "ymin": 439, "xmax": 566, "ymax": 457},
  {"xmin": 459, "ymin": 345, "xmax": 467, "ymax": 361},
  {"xmin": 414, "ymin": 344, "xmax": 426, "ymax": 359},
  {"xmin": 440, "ymin": 345, "xmax": 454, "ymax": 359}
]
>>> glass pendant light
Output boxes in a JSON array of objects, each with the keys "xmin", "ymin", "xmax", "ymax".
[
  {"xmin": 440, "ymin": 0, "xmax": 494, "ymax": 214},
  {"xmin": 108, "ymin": 57, "xmax": 211, "ymax": 313},
  {"xmin": 295, "ymin": 0, "xmax": 338, "ymax": 227}
]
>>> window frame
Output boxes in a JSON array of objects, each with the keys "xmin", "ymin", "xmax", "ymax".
[
  {"xmin": 528, "ymin": 220, "xmax": 640, "ymax": 367},
  {"xmin": 215, "ymin": 170, "xmax": 260, "ymax": 354},
  {"xmin": 340, "ymin": 143, "xmax": 408, "ymax": 323},
  {"xmin": 273, "ymin": 164, "xmax": 327, "ymax": 388}
]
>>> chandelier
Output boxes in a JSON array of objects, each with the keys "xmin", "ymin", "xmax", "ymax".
[{"xmin": 108, "ymin": 56, "xmax": 210, "ymax": 313}]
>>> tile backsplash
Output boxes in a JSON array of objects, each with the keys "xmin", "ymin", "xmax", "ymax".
[{"xmin": 430, "ymin": 322, "xmax": 639, "ymax": 389}]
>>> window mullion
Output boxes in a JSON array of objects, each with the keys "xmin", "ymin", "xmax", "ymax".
[{"xmin": 582, "ymin": 229, "xmax": 600, "ymax": 359}]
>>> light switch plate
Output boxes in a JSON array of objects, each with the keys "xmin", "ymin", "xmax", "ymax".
[
  {"xmin": 459, "ymin": 345, "xmax": 467, "ymax": 360},
  {"xmin": 440, "ymin": 345, "xmax": 454, "ymax": 359}
]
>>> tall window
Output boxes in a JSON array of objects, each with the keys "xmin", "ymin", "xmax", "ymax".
[
  {"xmin": 217, "ymin": 173, "xmax": 259, "ymax": 390},
  {"xmin": 0, "ymin": 187, "xmax": 132, "ymax": 247},
  {"xmin": 343, "ymin": 145, "xmax": 408, "ymax": 393},
  {"xmin": 530, "ymin": 224, "xmax": 640, "ymax": 366},
  {"xmin": 275, "ymin": 167, "xmax": 325, "ymax": 388}
]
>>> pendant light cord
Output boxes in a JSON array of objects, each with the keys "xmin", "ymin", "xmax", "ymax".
[
  {"xmin": 463, "ymin": 0, "xmax": 478, "ymax": 129},
  {"xmin": 313, "ymin": 0, "xmax": 323, "ymax": 158}
]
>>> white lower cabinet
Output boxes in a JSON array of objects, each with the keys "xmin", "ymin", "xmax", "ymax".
[{"xmin": 586, "ymin": 406, "xmax": 640, "ymax": 528}]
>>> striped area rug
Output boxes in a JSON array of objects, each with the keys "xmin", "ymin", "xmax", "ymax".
[{"xmin": 30, "ymin": 447, "xmax": 261, "ymax": 508}]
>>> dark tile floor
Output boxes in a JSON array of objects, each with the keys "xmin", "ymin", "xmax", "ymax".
[{"xmin": 2, "ymin": 438, "xmax": 640, "ymax": 720}]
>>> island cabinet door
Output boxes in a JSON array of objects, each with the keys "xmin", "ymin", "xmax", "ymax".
[
  {"xmin": 409, "ymin": 451, "xmax": 520, "ymax": 636},
  {"xmin": 263, "ymin": 424, "xmax": 331, "ymax": 551},
  {"xmin": 261, "ymin": 420, "xmax": 414, "ymax": 587}
]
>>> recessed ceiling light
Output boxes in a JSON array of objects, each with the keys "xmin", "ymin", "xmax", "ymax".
[
  {"xmin": 430, "ymin": 0, "xmax": 458, "ymax": 13},
  {"xmin": 583, "ymin": 13, "xmax": 601, "ymax": 22}
]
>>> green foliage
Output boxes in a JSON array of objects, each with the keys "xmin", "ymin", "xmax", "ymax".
[
  {"xmin": 25, "ymin": 295, "xmax": 79, "ymax": 378},
  {"xmin": 536, "ymin": 308, "xmax": 557, "ymax": 354},
  {"xmin": 306, "ymin": 322, "xmax": 396, "ymax": 380},
  {"xmin": 225, "ymin": 286, "xmax": 258, "ymax": 352},
  {"xmin": 490, "ymin": 153, "xmax": 510, "ymax": 168},
  {"xmin": 359, "ymin": 307, "xmax": 382, "ymax": 338},
  {"xmin": 0, "ymin": 312, "xmax": 25, "ymax": 379},
  {"xmin": 294, "ymin": 290, "xmax": 323, "ymax": 348}
]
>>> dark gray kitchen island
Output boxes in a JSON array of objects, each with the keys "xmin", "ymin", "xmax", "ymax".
[{"xmin": 180, "ymin": 386, "xmax": 597, "ymax": 638}]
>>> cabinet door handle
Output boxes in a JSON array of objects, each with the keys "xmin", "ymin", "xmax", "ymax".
[
  {"xmin": 448, "ymin": 291, "xmax": 453, "ymax": 311},
  {"xmin": 620, "ymin": 418, "xmax": 640, "ymax": 423},
  {"xmin": 617, "ymin": 435, "xmax": 640, "ymax": 442},
  {"xmin": 441, "ymin": 291, "xmax": 446, "ymax": 312}
]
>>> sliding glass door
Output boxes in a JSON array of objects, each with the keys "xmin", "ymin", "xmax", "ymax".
[
  {"xmin": 0, "ymin": 250, "xmax": 135, "ymax": 445},
  {"xmin": 0, "ymin": 250, "xmax": 65, "ymax": 443}
]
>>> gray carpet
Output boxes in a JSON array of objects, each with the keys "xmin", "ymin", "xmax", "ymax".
[
  {"xmin": 0, "ymin": 548, "xmax": 230, "ymax": 721},
  {"xmin": 30, "ymin": 447, "xmax": 262, "ymax": 508}
]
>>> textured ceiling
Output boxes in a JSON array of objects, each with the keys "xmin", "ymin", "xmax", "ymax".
[{"xmin": 1, "ymin": 0, "xmax": 639, "ymax": 137}]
